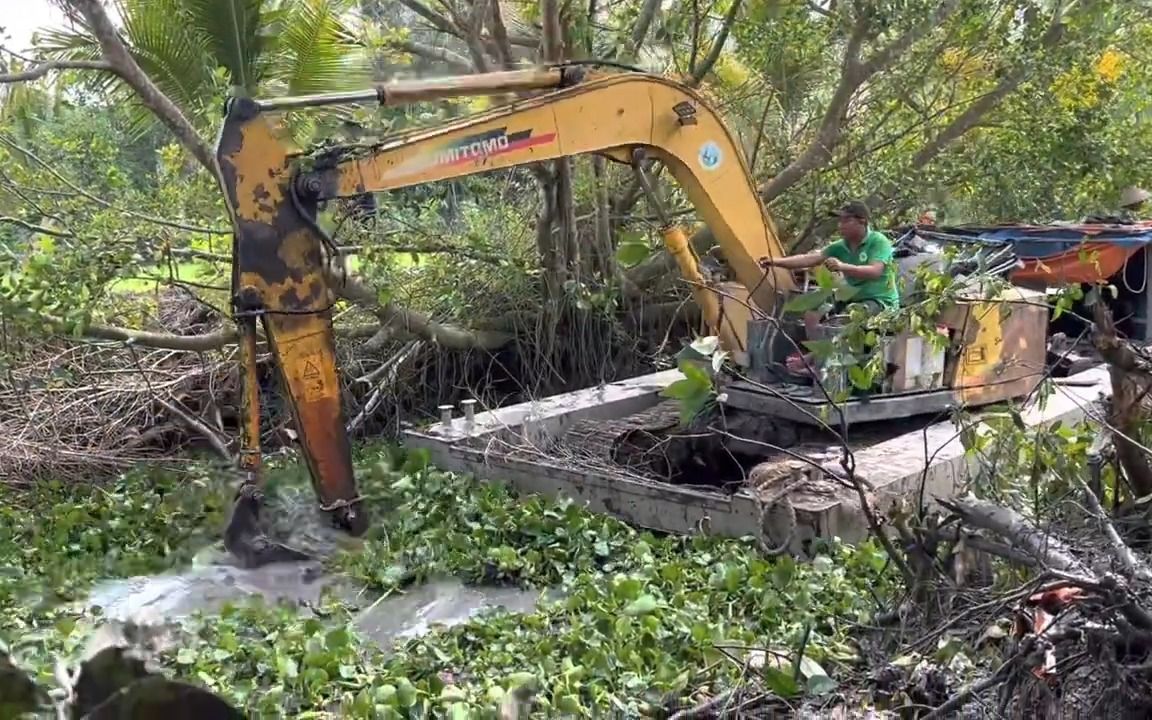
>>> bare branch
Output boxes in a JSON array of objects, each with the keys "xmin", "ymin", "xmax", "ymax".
[
  {"xmin": 463, "ymin": 0, "xmax": 494, "ymax": 73},
  {"xmin": 487, "ymin": 0, "xmax": 516, "ymax": 69},
  {"xmin": 938, "ymin": 494, "xmax": 1089, "ymax": 574},
  {"xmin": 921, "ymin": 643, "xmax": 1030, "ymax": 720},
  {"xmin": 155, "ymin": 396, "xmax": 232, "ymax": 460},
  {"xmin": 69, "ymin": 318, "xmax": 238, "ymax": 351},
  {"xmin": 330, "ymin": 270, "xmax": 512, "ymax": 350},
  {"xmin": 760, "ymin": 0, "xmax": 961, "ymax": 202},
  {"xmin": 0, "ymin": 216, "xmax": 70, "ymax": 237},
  {"xmin": 392, "ymin": 39, "xmax": 473, "ymax": 73},
  {"xmin": 167, "ymin": 247, "xmax": 230, "ymax": 263},
  {"xmin": 1074, "ymin": 473, "xmax": 1152, "ymax": 581},
  {"xmin": 806, "ymin": 0, "xmax": 833, "ymax": 18},
  {"xmin": 64, "ymin": 0, "xmax": 215, "ymax": 172},
  {"xmin": 688, "ymin": 0, "xmax": 744, "ymax": 87},
  {"xmin": 397, "ymin": 0, "xmax": 460, "ymax": 37},
  {"xmin": 0, "ymin": 59, "xmax": 112, "ymax": 83},
  {"xmin": 395, "ymin": 0, "xmax": 538, "ymax": 49},
  {"xmin": 624, "ymin": 0, "xmax": 662, "ymax": 61},
  {"xmin": 540, "ymin": 0, "xmax": 564, "ymax": 61}
]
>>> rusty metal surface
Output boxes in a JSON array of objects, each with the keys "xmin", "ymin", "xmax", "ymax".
[{"xmin": 215, "ymin": 97, "xmax": 365, "ymax": 535}]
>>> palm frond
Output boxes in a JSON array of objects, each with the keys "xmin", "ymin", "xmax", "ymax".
[
  {"xmin": 276, "ymin": 0, "xmax": 372, "ymax": 96},
  {"xmin": 34, "ymin": 1, "xmax": 217, "ymax": 136},
  {"xmin": 34, "ymin": 25, "xmax": 121, "ymax": 96},
  {"xmin": 0, "ymin": 73, "xmax": 53, "ymax": 136},
  {"xmin": 27, "ymin": 0, "xmax": 368, "ymax": 138},
  {"xmin": 117, "ymin": 0, "xmax": 218, "ymax": 132},
  {"xmin": 121, "ymin": 0, "xmax": 216, "ymax": 106},
  {"xmin": 182, "ymin": 0, "xmax": 269, "ymax": 94},
  {"xmin": 33, "ymin": 27, "xmax": 103, "ymax": 60}
]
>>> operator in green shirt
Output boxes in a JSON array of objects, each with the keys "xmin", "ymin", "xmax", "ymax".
[{"xmin": 759, "ymin": 201, "xmax": 900, "ymax": 364}]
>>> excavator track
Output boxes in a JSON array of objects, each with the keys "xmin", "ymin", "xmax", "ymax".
[
  {"xmin": 554, "ymin": 399, "xmax": 824, "ymax": 491},
  {"xmin": 541, "ymin": 394, "xmax": 926, "ymax": 496}
]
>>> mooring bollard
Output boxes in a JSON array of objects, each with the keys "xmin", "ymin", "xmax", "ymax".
[
  {"xmin": 438, "ymin": 404, "xmax": 454, "ymax": 429},
  {"xmin": 461, "ymin": 398, "xmax": 477, "ymax": 429},
  {"xmin": 787, "ymin": 461, "xmax": 806, "ymax": 484}
]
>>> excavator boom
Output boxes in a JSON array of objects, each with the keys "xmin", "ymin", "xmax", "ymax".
[
  {"xmin": 294, "ymin": 68, "xmax": 795, "ymax": 308},
  {"xmin": 213, "ymin": 65, "xmax": 794, "ymax": 561}
]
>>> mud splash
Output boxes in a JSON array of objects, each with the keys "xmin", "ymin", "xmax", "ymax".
[
  {"xmin": 79, "ymin": 485, "xmax": 549, "ymax": 648},
  {"xmin": 85, "ymin": 567, "xmax": 546, "ymax": 648},
  {"xmin": 352, "ymin": 579, "xmax": 547, "ymax": 648}
]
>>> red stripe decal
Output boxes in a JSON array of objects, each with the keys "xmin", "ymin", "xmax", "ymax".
[{"xmin": 440, "ymin": 132, "xmax": 557, "ymax": 167}]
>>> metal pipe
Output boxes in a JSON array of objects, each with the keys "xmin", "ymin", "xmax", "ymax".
[
  {"xmin": 630, "ymin": 149, "xmax": 671, "ymax": 227},
  {"xmin": 438, "ymin": 404, "xmax": 454, "ymax": 428},
  {"xmin": 461, "ymin": 399, "xmax": 477, "ymax": 428},
  {"xmin": 256, "ymin": 68, "xmax": 569, "ymax": 112}
]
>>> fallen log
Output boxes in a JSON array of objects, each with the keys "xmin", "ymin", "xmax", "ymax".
[
  {"xmin": 936, "ymin": 494, "xmax": 1088, "ymax": 575},
  {"xmin": 916, "ymin": 490, "xmax": 1152, "ymax": 719}
]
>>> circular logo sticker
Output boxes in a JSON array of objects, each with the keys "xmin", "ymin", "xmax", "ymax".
[{"xmin": 698, "ymin": 141, "xmax": 722, "ymax": 171}]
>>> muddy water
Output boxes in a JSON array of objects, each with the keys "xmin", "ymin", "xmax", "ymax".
[
  {"xmin": 86, "ymin": 566, "xmax": 546, "ymax": 648},
  {"xmin": 79, "ymin": 484, "xmax": 549, "ymax": 649}
]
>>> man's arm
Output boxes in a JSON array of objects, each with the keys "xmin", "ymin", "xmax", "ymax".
[
  {"xmin": 759, "ymin": 250, "xmax": 827, "ymax": 270},
  {"xmin": 835, "ymin": 260, "xmax": 885, "ymax": 280},
  {"xmin": 834, "ymin": 233, "xmax": 893, "ymax": 280}
]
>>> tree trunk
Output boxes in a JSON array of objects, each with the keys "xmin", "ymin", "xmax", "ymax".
[{"xmin": 1092, "ymin": 302, "xmax": 1152, "ymax": 498}]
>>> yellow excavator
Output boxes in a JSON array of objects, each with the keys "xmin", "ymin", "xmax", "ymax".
[{"xmin": 215, "ymin": 64, "xmax": 1050, "ymax": 565}]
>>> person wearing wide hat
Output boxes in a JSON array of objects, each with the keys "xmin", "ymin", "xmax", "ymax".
[{"xmin": 1119, "ymin": 186, "xmax": 1150, "ymax": 221}]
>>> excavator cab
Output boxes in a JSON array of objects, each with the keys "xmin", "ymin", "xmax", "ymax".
[
  {"xmin": 212, "ymin": 64, "xmax": 1050, "ymax": 565},
  {"xmin": 722, "ymin": 237, "xmax": 1048, "ymax": 429}
]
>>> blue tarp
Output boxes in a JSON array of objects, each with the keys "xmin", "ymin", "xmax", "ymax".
[{"xmin": 916, "ymin": 223, "xmax": 1152, "ymax": 259}]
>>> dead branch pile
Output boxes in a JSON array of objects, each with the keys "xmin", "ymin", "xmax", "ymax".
[
  {"xmin": 0, "ymin": 339, "xmax": 238, "ymax": 484},
  {"xmin": 0, "ymin": 286, "xmax": 667, "ymax": 483},
  {"xmin": 872, "ymin": 493, "xmax": 1152, "ymax": 720},
  {"xmin": 0, "ymin": 288, "xmax": 245, "ymax": 482}
]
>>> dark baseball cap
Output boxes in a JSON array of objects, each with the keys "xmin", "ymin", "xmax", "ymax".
[{"xmin": 829, "ymin": 200, "xmax": 870, "ymax": 222}]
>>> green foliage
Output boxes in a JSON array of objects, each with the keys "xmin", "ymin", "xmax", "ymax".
[
  {"xmin": 0, "ymin": 469, "xmax": 230, "ymax": 689},
  {"xmin": 717, "ymin": 0, "xmax": 1152, "ymax": 234},
  {"xmin": 0, "ymin": 449, "xmax": 897, "ymax": 716},
  {"xmin": 614, "ymin": 232, "xmax": 652, "ymax": 268},
  {"xmin": 35, "ymin": 0, "xmax": 372, "ymax": 137},
  {"xmin": 783, "ymin": 266, "xmax": 856, "ymax": 315},
  {"xmin": 0, "ymin": 101, "xmax": 227, "ymax": 331},
  {"xmin": 661, "ymin": 336, "xmax": 726, "ymax": 424},
  {"xmin": 1, "ymin": 0, "xmax": 1149, "ymax": 359},
  {"xmin": 783, "ymin": 287, "xmax": 834, "ymax": 314},
  {"xmin": 958, "ymin": 396, "xmax": 1107, "ymax": 513}
]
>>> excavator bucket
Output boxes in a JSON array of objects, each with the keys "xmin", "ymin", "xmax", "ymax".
[{"xmin": 222, "ymin": 483, "xmax": 313, "ymax": 569}]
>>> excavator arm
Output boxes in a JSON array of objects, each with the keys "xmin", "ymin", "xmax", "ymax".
[{"xmin": 213, "ymin": 65, "xmax": 794, "ymax": 561}]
